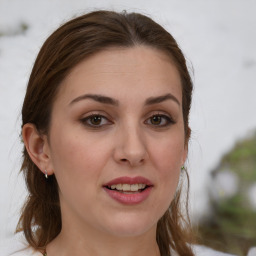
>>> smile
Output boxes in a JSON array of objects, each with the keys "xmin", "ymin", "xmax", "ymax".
[
  {"xmin": 107, "ymin": 183, "xmax": 147, "ymax": 193},
  {"xmin": 103, "ymin": 176, "xmax": 153, "ymax": 204}
]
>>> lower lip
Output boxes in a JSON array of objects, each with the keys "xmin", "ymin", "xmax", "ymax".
[{"xmin": 103, "ymin": 187, "xmax": 152, "ymax": 205}]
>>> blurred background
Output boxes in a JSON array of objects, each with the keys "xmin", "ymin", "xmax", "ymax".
[{"xmin": 0, "ymin": 0, "xmax": 255, "ymax": 255}]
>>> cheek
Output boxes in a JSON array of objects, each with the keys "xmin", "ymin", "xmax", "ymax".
[
  {"xmin": 49, "ymin": 127, "xmax": 112, "ymax": 187},
  {"xmin": 149, "ymin": 132, "xmax": 185, "ymax": 195},
  {"xmin": 151, "ymin": 136, "xmax": 185, "ymax": 173},
  {"xmin": 49, "ymin": 132, "xmax": 114, "ymax": 215}
]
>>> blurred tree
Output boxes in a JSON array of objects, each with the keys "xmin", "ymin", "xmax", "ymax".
[{"xmin": 196, "ymin": 131, "xmax": 256, "ymax": 256}]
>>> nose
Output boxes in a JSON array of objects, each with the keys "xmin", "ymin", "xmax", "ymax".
[{"xmin": 113, "ymin": 124, "xmax": 147, "ymax": 167}]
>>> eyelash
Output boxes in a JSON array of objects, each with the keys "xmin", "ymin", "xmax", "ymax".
[
  {"xmin": 80, "ymin": 113, "xmax": 174, "ymax": 128},
  {"xmin": 145, "ymin": 114, "xmax": 174, "ymax": 127},
  {"xmin": 80, "ymin": 114, "xmax": 112, "ymax": 128}
]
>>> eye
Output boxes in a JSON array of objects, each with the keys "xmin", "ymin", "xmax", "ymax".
[
  {"xmin": 145, "ymin": 114, "xmax": 174, "ymax": 127},
  {"xmin": 81, "ymin": 114, "xmax": 112, "ymax": 128}
]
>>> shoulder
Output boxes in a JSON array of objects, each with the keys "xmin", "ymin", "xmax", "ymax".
[
  {"xmin": 247, "ymin": 247, "xmax": 256, "ymax": 256},
  {"xmin": 192, "ymin": 245, "xmax": 237, "ymax": 256},
  {"xmin": 0, "ymin": 233, "xmax": 42, "ymax": 256},
  {"xmin": 192, "ymin": 245, "xmax": 256, "ymax": 256},
  {"xmin": 170, "ymin": 245, "xmax": 237, "ymax": 256}
]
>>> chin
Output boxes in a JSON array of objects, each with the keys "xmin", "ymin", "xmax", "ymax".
[{"xmin": 100, "ymin": 213, "xmax": 158, "ymax": 238}]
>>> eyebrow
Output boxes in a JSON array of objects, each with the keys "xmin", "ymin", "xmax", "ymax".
[
  {"xmin": 69, "ymin": 94, "xmax": 119, "ymax": 106},
  {"xmin": 69, "ymin": 93, "xmax": 180, "ymax": 106},
  {"xmin": 145, "ymin": 93, "xmax": 180, "ymax": 106}
]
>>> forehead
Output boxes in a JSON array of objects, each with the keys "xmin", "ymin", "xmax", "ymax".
[{"xmin": 57, "ymin": 46, "xmax": 182, "ymax": 104}]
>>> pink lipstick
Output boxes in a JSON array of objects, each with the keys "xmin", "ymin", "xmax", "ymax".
[{"xmin": 103, "ymin": 176, "xmax": 153, "ymax": 205}]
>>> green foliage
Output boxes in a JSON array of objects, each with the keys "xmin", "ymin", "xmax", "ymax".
[
  {"xmin": 222, "ymin": 133, "xmax": 256, "ymax": 181},
  {"xmin": 196, "ymin": 132, "xmax": 256, "ymax": 256}
]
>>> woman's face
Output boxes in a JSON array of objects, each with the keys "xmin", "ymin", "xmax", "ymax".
[{"xmin": 45, "ymin": 46, "xmax": 187, "ymax": 237}]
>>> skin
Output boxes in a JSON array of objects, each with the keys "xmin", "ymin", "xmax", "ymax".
[{"xmin": 23, "ymin": 46, "xmax": 187, "ymax": 256}]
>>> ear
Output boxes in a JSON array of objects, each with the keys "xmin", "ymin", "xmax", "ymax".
[
  {"xmin": 182, "ymin": 127, "xmax": 190, "ymax": 166},
  {"xmin": 182, "ymin": 142, "xmax": 188, "ymax": 167},
  {"xmin": 182, "ymin": 145, "xmax": 188, "ymax": 166},
  {"xmin": 22, "ymin": 123, "xmax": 54, "ymax": 176}
]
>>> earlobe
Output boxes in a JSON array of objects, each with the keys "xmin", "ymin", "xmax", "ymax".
[{"xmin": 22, "ymin": 123, "xmax": 53, "ymax": 176}]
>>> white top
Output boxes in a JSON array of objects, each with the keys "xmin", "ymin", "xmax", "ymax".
[
  {"xmin": 0, "ymin": 233, "xmax": 41, "ymax": 256},
  {"xmin": 1, "ymin": 233, "xmax": 254, "ymax": 256}
]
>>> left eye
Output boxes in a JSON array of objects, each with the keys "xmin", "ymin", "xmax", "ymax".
[
  {"xmin": 145, "ymin": 114, "xmax": 173, "ymax": 127},
  {"xmin": 81, "ymin": 115, "xmax": 111, "ymax": 127}
]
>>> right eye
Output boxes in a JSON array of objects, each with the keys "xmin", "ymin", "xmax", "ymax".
[{"xmin": 80, "ymin": 114, "xmax": 112, "ymax": 128}]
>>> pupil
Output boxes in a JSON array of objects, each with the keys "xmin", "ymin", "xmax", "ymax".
[
  {"xmin": 91, "ymin": 116, "xmax": 101, "ymax": 125},
  {"xmin": 152, "ymin": 116, "xmax": 161, "ymax": 125}
]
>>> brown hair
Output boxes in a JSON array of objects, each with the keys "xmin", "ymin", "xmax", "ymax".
[{"xmin": 17, "ymin": 10, "xmax": 194, "ymax": 256}]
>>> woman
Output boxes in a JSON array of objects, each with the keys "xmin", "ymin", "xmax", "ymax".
[{"xmin": 3, "ymin": 10, "xmax": 236, "ymax": 256}]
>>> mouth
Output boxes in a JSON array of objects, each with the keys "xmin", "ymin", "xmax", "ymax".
[
  {"xmin": 103, "ymin": 176, "xmax": 153, "ymax": 204},
  {"xmin": 104, "ymin": 183, "xmax": 151, "ymax": 194}
]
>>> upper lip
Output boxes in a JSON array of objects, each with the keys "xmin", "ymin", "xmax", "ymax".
[{"xmin": 103, "ymin": 176, "xmax": 153, "ymax": 187}]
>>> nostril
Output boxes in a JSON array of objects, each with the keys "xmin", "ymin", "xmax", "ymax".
[{"xmin": 119, "ymin": 158, "xmax": 145, "ymax": 166}]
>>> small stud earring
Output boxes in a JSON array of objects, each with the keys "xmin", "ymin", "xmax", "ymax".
[
  {"xmin": 44, "ymin": 169, "xmax": 48, "ymax": 179},
  {"xmin": 181, "ymin": 166, "xmax": 185, "ymax": 171}
]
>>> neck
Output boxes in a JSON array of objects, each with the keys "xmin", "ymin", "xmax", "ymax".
[
  {"xmin": 47, "ymin": 228, "xmax": 160, "ymax": 256},
  {"xmin": 46, "ymin": 214, "xmax": 160, "ymax": 256}
]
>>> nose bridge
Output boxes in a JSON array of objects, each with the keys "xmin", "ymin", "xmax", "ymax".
[{"xmin": 115, "ymin": 118, "xmax": 146, "ymax": 166}]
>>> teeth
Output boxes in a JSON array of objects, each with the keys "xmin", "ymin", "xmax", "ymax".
[
  {"xmin": 108, "ymin": 183, "xmax": 147, "ymax": 192},
  {"xmin": 139, "ymin": 184, "xmax": 146, "ymax": 189},
  {"xmin": 131, "ymin": 184, "xmax": 139, "ymax": 191},
  {"xmin": 122, "ymin": 184, "xmax": 131, "ymax": 191},
  {"xmin": 116, "ymin": 184, "xmax": 122, "ymax": 190}
]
